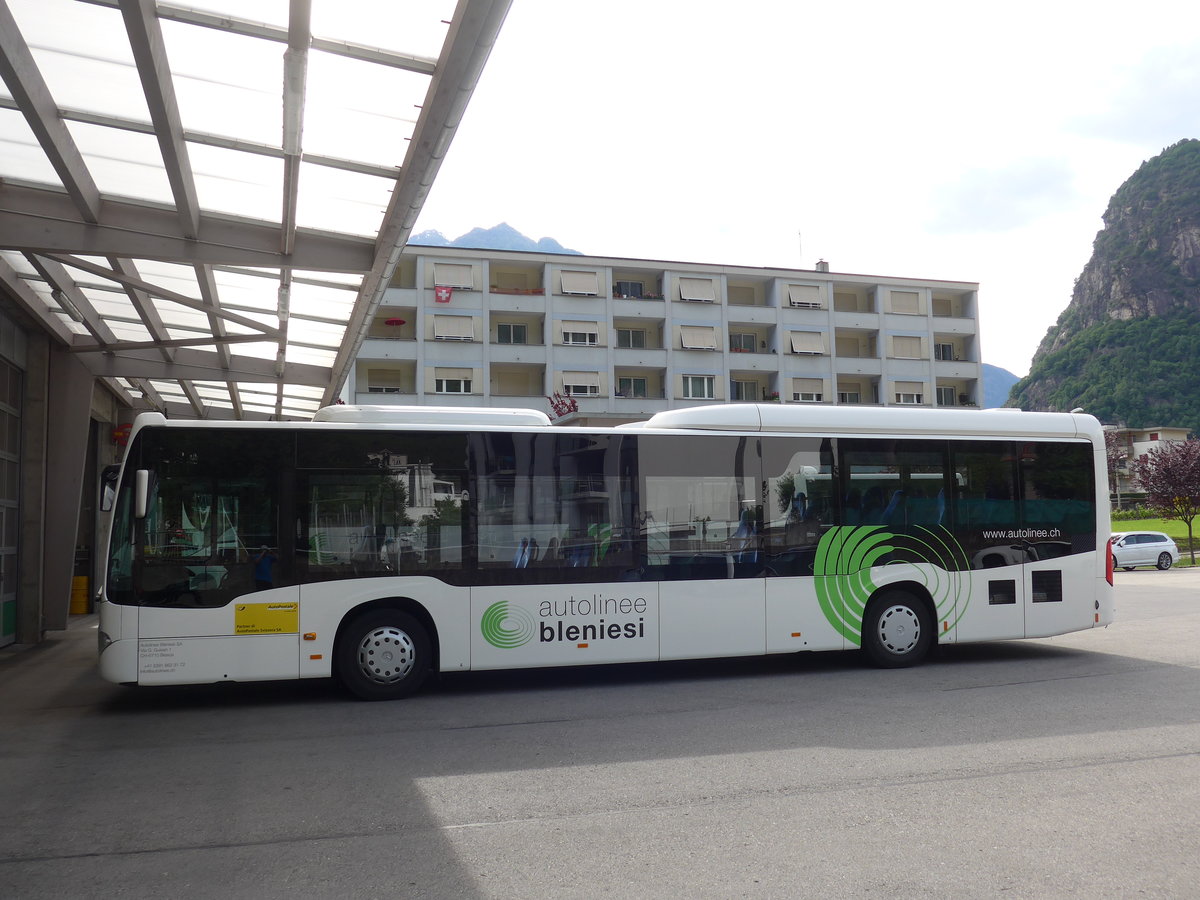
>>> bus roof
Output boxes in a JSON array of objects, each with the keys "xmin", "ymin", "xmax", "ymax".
[
  {"xmin": 128, "ymin": 403, "xmax": 1103, "ymax": 444},
  {"xmin": 617, "ymin": 403, "xmax": 1103, "ymax": 442}
]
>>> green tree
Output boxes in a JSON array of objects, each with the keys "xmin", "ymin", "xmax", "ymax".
[{"xmin": 1129, "ymin": 438, "xmax": 1200, "ymax": 564}]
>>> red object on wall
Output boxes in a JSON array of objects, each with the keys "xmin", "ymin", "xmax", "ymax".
[
  {"xmin": 112, "ymin": 423, "xmax": 132, "ymax": 446},
  {"xmin": 434, "ymin": 285, "xmax": 453, "ymax": 303},
  {"xmin": 384, "ymin": 318, "xmax": 406, "ymax": 326}
]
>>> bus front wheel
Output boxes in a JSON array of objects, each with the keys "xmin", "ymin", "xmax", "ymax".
[
  {"xmin": 862, "ymin": 591, "xmax": 933, "ymax": 668},
  {"xmin": 336, "ymin": 610, "xmax": 431, "ymax": 700}
]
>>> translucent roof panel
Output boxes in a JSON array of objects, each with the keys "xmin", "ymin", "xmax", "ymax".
[
  {"xmin": 160, "ymin": 21, "xmax": 281, "ymax": 146},
  {"xmin": 303, "ymin": 52, "xmax": 427, "ymax": 162},
  {"xmin": 0, "ymin": 0, "xmax": 510, "ymax": 420},
  {"xmin": 13, "ymin": 0, "xmax": 150, "ymax": 121},
  {"xmin": 0, "ymin": 108, "xmax": 64, "ymax": 186},
  {"xmin": 311, "ymin": 0, "xmax": 454, "ymax": 57},
  {"xmin": 294, "ymin": 161, "xmax": 392, "ymax": 237},
  {"xmin": 65, "ymin": 122, "xmax": 175, "ymax": 204},
  {"xmin": 189, "ymin": 144, "xmax": 284, "ymax": 223}
]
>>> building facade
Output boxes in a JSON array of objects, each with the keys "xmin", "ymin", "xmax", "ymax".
[
  {"xmin": 349, "ymin": 247, "xmax": 983, "ymax": 424},
  {"xmin": 1104, "ymin": 424, "xmax": 1194, "ymax": 500}
]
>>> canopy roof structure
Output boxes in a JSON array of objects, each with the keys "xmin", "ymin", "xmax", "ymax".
[{"xmin": 0, "ymin": 0, "xmax": 509, "ymax": 419}]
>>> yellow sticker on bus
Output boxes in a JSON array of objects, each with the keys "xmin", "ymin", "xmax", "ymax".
[{"xmin": 235, "ymin": 602, "xmax": 299, "ymax": 635}]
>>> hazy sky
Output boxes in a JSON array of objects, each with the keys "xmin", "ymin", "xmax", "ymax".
[{"xmin": 416, "ymin": 0, "xmax": 1200, "ymax": 377}]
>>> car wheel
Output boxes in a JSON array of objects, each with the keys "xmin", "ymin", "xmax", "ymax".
[
  {"xmin": 861, "ymin": 591, "xmax": 933, "ymax": 668},
  {"xmin": 335, "ymin": 609, "xmax": 431, "ymax": 700},
  {"xmin": 1156, "ymin": 552, "xmax": 1173, "ymax": 570},
  {"xmin": 1122, "ymin": 566, "xmax": 1135, "ymax": 571}
]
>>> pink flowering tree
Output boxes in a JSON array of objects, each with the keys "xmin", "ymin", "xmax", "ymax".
[
  {"xmin": 547, "ymin": 392, "xmax": 578, "ymax": 420},
  {"xmin": 1129, "ymin": 438, "xmax": 1200, "ymax": 564}
]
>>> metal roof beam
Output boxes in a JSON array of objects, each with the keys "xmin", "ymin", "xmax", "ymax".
[
  {"xmin": 84, "ymin": 346, "xmax": 330, "ymax": 384},
  {"xmin": 48, "ymin": 254, "xmax": 280, "ymax": 339},
  {"xmin": 0, "ymin": 183, "xmax": 376, "ymax": 271},
  {"xmin": 0, "ymin": 98, "xmax": 401, "ymax": 179},
  {"xmin": 325, "ymin": 0, "xmax": 513, "ymax": 404},
  {"xmin": 0, "ymin": 2, "xmax": 102, "ymax": 222},
  {"xmin": 81, "ymin": 0, "xmax": 438, "ymax": 74},
  {"xmin": 0, "ymin": 254, "xmax": 77, "ymax": 344},
  {"xmin": 69, "ymin": 332, "xmax": 279, "ymax": 354},
  {"xmin": 25, "ymin": 254, "xmax": 120, "ymax": 346},
  {"xmin": 120, "ymin": 0, "xmax": 202, "ymax": 239}
]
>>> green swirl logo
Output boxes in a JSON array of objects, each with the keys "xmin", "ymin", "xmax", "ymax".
[{"xmin": 481, "ymin": 601, "xmax": 536, "ymax": 648}]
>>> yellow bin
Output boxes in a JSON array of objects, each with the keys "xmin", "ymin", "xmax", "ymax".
[{"xmin": 70, "ymin": 575, "xmax": 90, "ymax": 615}]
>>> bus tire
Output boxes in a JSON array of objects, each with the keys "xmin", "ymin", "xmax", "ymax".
[
  {"xmin": 336, "ymin": 610, "xmax": 431, "ymax": 700},
  {"xmin": 862, "ymin": 591, "xmax": 933, "ymax": 668}
]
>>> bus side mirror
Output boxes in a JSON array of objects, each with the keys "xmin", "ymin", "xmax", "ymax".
[
  {"xmin": 134, "ymin": 469, "xmax": 149, "ymax": 519},
  {"xmin": 100, "ymin": 464, "xmax": 121, "ymax": 512}
]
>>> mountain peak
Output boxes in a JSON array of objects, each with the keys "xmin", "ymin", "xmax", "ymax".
[{"xmin": 409, "ymin": 223, "xmax": 581, "ymax": 255}]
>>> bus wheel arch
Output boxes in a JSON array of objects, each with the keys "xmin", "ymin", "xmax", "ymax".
[
  {"xmin": 333, "ymin": 598, "xmax": 439, "ymax": 700},
  {"xmin": 861, "ymin": 584, "xmax": 935, "ymax": 668}
]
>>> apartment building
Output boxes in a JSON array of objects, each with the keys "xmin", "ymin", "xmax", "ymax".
[
  {"xmin": 349, "ymin": 246, "xmax": 982, "ymax": 424},
  {"xmin": 1104, "ymin": 424, "xmax": 1194, "ymax": 499}
]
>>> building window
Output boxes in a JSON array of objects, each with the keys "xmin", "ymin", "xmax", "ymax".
[
  {"xmin": 560, "ymin": 321, "xmax": 599, "ymax": 345},
  {"xmin": 562, "ymin": 371, "xmax": 600, "ymax": 396},
  {"xmin": 936, "ymin": 386, "xmax": 956, "ymax": 406},
  {"xmin": 683, "ymin": 375, "xmax": 715, "ymax": 400},
  {"xmin": 729, "ymin": 332, "xmax": 756, "ymax": 352},
  {"xmin": 789, "ymin": 331, "xmax": 825, "ymax": 355},
  {"xmin": 895, "ymin": 392, "xmax": 924, "ymax": 405},
  {"xmin": 890, "ymin": 290, "xmax": 920, "ymax": 314},
  {"xmin": 934, "ymin": 342, "xmax": 956, "ymax": 361},
  {"xmin": 496, "ymin": 323, "xmax": 527, "ymax": 344},
  {"xmin": 617, "ymin": 328, "xmax": 646, "ymax": 348},
  {"xmin": 432, "ymin": 262, "xmax": 474, "ymax": 289},
  {"xmin": 1149, "ymin": 432, "xmax": 1159, "ymax": 441},
  {"xmin": 560, "ymin": 270, "xmax": 599, "ymax": 296},
  {"xmin": 680, "ymin": 325, "xmax": 718, "ymax": 350},
  {"xmin": 679, "ymin": 277, "xmax": 717, "ymax": 302},
  {"xmin": 435, "ymin": 378, "xmax": 471, "ymax": 394},
  {"xmin": 891, "ymin": 336, "xmax": 922, "ymax": 358},
  {"xmin": 433, "ymin": 315, "xmax": 474, "ymax": 341},
  {"xmin": 617, "ymin": 377, "xmax": 647, "ymax": 398},
  {"xmin": 838, "ymin": 391, "xmax": 861, "ymax": 404},
  {"xmin": 614, "ymin": 280, "xmax": 644, "ymax": 298},
  {"xmin": 793, "ymin": 378, "xmax": 822, "ymax": 402},
  {"xmin": 787, "ymin": 284, "xmax": 822, "ymax": 308},
  {"xmin": 730, "ymin": 380, "xmax": 757, "ymax": 401}
]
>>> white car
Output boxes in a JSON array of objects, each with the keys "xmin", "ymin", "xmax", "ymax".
[{"xmin": 1110, "ymin": 531, "xmax": 1179, "ymax": 571}]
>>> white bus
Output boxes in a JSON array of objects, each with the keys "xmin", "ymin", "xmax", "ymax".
[{"xmin": 99, "ymin": 403, "xmax": 1115, "ymax": 700}]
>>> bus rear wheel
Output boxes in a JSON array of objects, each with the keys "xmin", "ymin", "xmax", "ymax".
[
  {"xmin": 862, "ymin": 591, "xmax": 933, "ymax": 668},
  {"xmin": 336, "ymin": 610, "xmax": 431, "ymax": 700}
]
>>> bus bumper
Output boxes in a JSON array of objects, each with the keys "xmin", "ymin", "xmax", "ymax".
[
  {"xmin": 97, "ymin": 600, "xmax": 139, "ymax": 684},
  {"xmin": 99, "ymin": 637, "xmax": 139, "ymax": 685}
]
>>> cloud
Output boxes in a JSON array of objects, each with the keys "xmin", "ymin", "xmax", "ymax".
[{"xmin": 927, "ymin": 159, "xmax": 1081, "ymax": 234}]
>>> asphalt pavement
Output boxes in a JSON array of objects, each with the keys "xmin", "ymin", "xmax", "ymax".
[{"xmin": 1, "ymin": 570, "xmax": 1198, "ymax": 899}]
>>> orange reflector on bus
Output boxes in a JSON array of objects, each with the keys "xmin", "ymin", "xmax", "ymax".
[
  {"xmin": 303, "ymin": 632, "xmax": 317, "ymax": 641},
  {"xmin": 1095, "ymin": 613, "xmax": 1100, "ymax": 623},
  {"xmin": 309, "ymin": 654, "xmax": 322, "ymax": 660},
  {"xmin": 791, "ymin": 632, "xmax": 802, "ymax": 638},
  {"xmin": 577, "ymin": 643, "xmax": 588, "ymax": 649},
  {"xmin": 943, "ymin": 622, "xmax": 949, "ymax": 631}
]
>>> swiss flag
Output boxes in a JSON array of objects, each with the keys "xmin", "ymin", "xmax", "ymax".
[{"xmin": 434, "ymin": 285, "xmax": 453, "ymax": 303}]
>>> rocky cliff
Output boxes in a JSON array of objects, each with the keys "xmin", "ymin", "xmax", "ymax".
[{"xmin": 1009, "ymin": 139, "xmax": 1200, "ymax": 431}]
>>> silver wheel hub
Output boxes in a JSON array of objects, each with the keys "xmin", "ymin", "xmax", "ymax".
[
  {"xmin": 877, "ymin": 604, "xmax": 921, "ymax": 655},
  {"xmin": 356, "ymin": 625, "xmax": 416, "ymax": 684}
]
